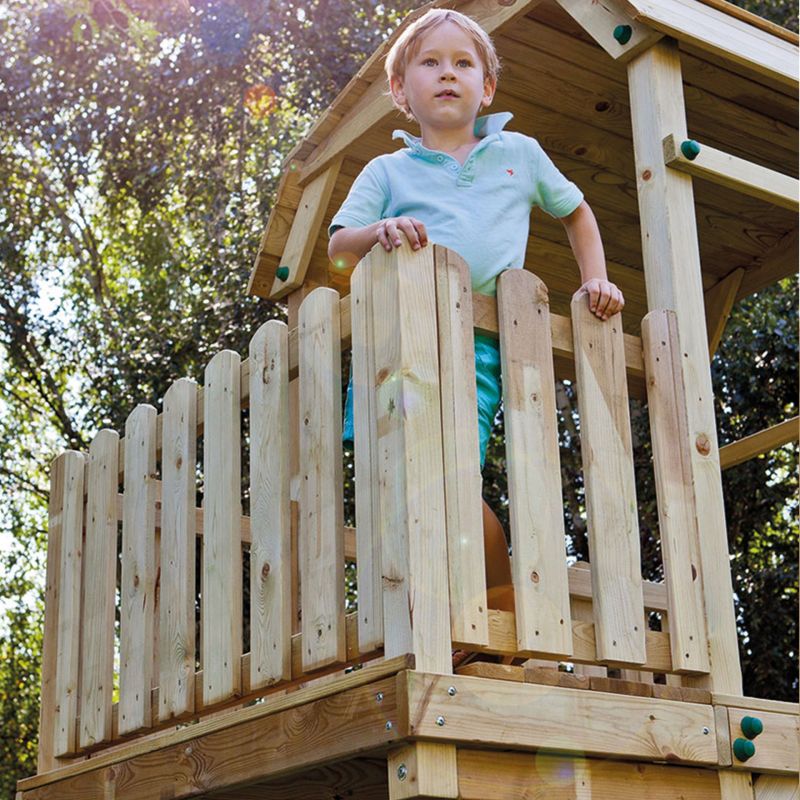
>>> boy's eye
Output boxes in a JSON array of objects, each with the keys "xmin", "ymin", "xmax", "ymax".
[
  {"xmin": 423, "ymin": 57, "xmax": 437, "ymax": 66},
  {"xmin": 457, "ymin": 59, "xmax": 472, "ymax": 67}
]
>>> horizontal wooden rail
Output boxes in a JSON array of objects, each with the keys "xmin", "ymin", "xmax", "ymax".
[
  {"xmin": 719, "ymin": 416, "xmax": 799, "ymax": 469},
  {"xmin": 114, "ymin": 288, "xmax": 645, "ymax": 476},
  {"xmin": 663, "ymin": 133, "xmax": 799, "ymax": 211}
]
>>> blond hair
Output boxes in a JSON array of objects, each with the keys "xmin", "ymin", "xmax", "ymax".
[{"xmin": 385, "ymin": 9, "xmax": 501, "ymax": 119}]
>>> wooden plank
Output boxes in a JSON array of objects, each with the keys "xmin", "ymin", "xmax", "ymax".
[
  {"xmin": 719, "ymin": 416, "xmax": 799, "ymax": 470},
  {"xmin": 458, "ymin": 750, "xmax": 721, "ymax": 800},
  {"xmin": 713, "ymin": 695, "xmax": 799, "ymax": 716},
  {"xmin": 555, "ymin": 0, "xmax": 662, "ymax": 62},
  {"xmin": 497, "ymin": 270, "xmax": 572, "ymax": 657},
  {"xmin": 369, "ymin": 243, "xmax": 451, "ymax": 674},
  {"xmin": 52, "ymin": 453, "xmax": 85, "ymax": 759},
  {"xmin": 387, "ymin": 742, "xmax": 458, "ymax": 800},
  {"xmin": 158, "ymin": 378, "xmax": 197, "ymax": 721},
  {"xmin": 268, "ymin": 158, "xmax": 343, "ymax": 301},
  {"xmin": 249, "ymin": 320, "xmax": 292, "ymax": 688},
  {"xmin": 40, "ymin": 452, "xmax": 85, "ymax": 765},
  {"xmin": 737, "ymin": 229, "xmax": 798, "ymax": 301},
  {"xmin": 729, "ymin": 707, "xmax": 800, "ymax": 774},
  {"xmin": 18, "ymin": 673, "xmax": 404, "ymax": 800},
  {"xmin": 403, "ymin": 671, "xmax": 718, "ymax": 764},
  {"xmin": 663, "ymin": 134, "xmax": 799, "ymax": 212},
  {"xmin": 119, "ymin": 404, "xmax": 158, "ymax": 735},
  {"xmin": 625, "ymin": 0, "xmax": 799, "ymax": 88},
  {"xmin": 351, "ymin": 258, "xmax": 384, "ymax": 653},
  {"xmin": 628, "ymin": 39, "xmax": 745, "ymax": 695},
  {"xmin": 434, "ymin": 247, "xmax": 488, "ymax": 647},
  {"xmin": 705, "ymin": 268, "xmax": 744, "ymax": 357},
  {"xmin": 298, "ymin": 287, "xmax": 346, "ymax": 672},
  {"xmin": 202, "ymin": 351, "xmax": 243, "ymax": 705},
  {"xmin": 754, "ymin": 775, "xmax": 800, "ymax": 800},
  {"xmin": 18, "ymin": 656, "xmax": 412, "ymax": 794},
  {"xmin": 571, "ymin": 593, "xmax": 608, "ymax": 677},
  {"xmin": 570, "ymin": 295, "xmax": 645, "ymax": 665},
  {"xmin": 641, "ymin": 311, "xmax": 710, "ymax": 674},
  {"xmin": 79, "ymin": 429, "xmax": 119, "ymax": 749}
]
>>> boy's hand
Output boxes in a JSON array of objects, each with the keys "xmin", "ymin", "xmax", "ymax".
[
  {"xmin": 577, "ymin": 278, "xmax": 624, "ymax": 321},
  {"xmin": 377, "ymin": 216, "xmax": 428, "ymax": 252}
]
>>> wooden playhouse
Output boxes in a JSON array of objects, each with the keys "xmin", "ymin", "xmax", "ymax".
[{"xmin": 19, "ymin": 0, "xmax": 799, "ymax": 798}]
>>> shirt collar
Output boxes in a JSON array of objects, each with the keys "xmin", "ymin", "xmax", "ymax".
[{"xmin": 392, "ymin": 111, "xmax": 514, "ymax": 161}]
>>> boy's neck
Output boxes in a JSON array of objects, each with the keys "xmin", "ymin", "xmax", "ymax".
[{"xmin": 419, "ymin": 122, "xmax": 481, "ymax": 155}]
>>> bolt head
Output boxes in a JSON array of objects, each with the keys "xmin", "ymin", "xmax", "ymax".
[
  {"xmin": 435, "ymin": 715, "xmax": 446, "ymax": 726},
  {"xmin": 375, "ymin": 691, "xmax": 384, "ymax": 702},
  {"xmin": 397, "ymin": 764, "xmax": 408, "ymax": 781},
  {"xmin": 702, "ymin": 726, "xmax": 710, "ymax": 735},
  {"xmin": 385, "ymin": 720, "xmax": 393, "ymax": 731},
  {"xmin": 447, "ymin": 686, "xmax": 457, "ymax": 696}
]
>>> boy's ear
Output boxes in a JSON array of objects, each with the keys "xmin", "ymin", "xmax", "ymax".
[
  {"xmin": 482, "ymin": 76, "xmax": 497, "ymax": 108},
  {"xmin": 389, "ymin": 75, "xmax": 406, "ymax": 106}
]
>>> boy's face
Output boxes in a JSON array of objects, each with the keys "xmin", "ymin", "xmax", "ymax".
[{"xmin": 391, "ymin": 21, "xmax": 496, "ymax": 139}]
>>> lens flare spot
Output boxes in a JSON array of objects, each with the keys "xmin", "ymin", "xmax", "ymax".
[{"xmin": 244, "ymin": 84, "xmax": 276, "ymax": 119}]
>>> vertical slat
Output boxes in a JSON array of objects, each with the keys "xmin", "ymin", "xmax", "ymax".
[
  {"xmin": 299, "ymin": 287, "xmax": 345, "ymax": 672},
  {"xmin": 370, "ymin": 244, "xmax": 452, "ymax": 674},
  {"xmin": 203, "ymin": 351, "xmax": 242, "ymax": 705},
  {"xmin": 39, "ymin": 452, "xmax": 85, "ymax": 767},
  {"xmin": 54, "ymin": 452, "xmax": 85, "ymax": 757},
  {"xmin": 434, "ymin": 246, "xmax": 488, "ymax": 647},
  {"xmin": 570, "ymin": 570, "xmax": 608, "ymax": 678},
  {"xmin": 570, "ymin": 295, "xmax": 646, "ymax": 665},
  {"xmin": 351, "ymin": 261, "xmax": 383, "ymax": 653},
  {"xmin": 497, "ymin": 270, "xmax": 572, "ymax": 657},
  {"xmin": 642, "ymin": 309, "xmax": 710, "ymax": 674},
  {"xmin": 79, "ymin": 429, "xmax": 119, "ymax": 748},
  {"xmin": 249, "ymin": 320, "xmax": 292, "ymax": 687},
  {"xmin": 159, "ymin": 378, "xmax": 197, "ymax": 720},
  {"xmin": 119, "ymin": 404, "xmax": 157, "ymax": 734}
]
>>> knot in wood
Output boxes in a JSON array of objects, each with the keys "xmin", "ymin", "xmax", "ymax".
[
  {"xmin": 530, "ymin": 570, "xmax": 540, "ymax": 584},
  {"xmin": 695, "ymin": 433, "xmax": 711, "ymax": 456},
  {"xmin": 261, "ymin": 562, "xmax": 271, "ymax": 580}
]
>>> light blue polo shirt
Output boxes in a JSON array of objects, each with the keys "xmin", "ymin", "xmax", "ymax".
[{"xmin": 328, "ymin": 112, "xmax": 583, "ymax": 296}]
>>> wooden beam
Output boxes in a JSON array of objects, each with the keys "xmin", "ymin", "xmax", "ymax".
[
  {"xmin": 555, "ymin": 0, "xmax": 662, "ymax": 62},
  {"xmin": 663, "ymin": 134, "xmax": 799, "ymax": 212},
  {"xmin": 712, "ymin": 694, "xmax": 799, "ymax": 716},
  {"xmin": 704, "ymin": 269, "xmax": 744, "ymax": 357},
  {"xmin": 719, "ymin": 417, "xmax": 799, "ymax": 470},
  {"xmin": 458, "ymin": 750, "xmax": 722, "ymax": 799},
  {"xmin": 387, "ymin": 742, "xmax": 458, "ymax": 800},
  {"xmin": 736, "ymin": 229, "xmax": 799, "ymax": 301},
  {"xmin": 628, "ymin": 38, "xmax": 742, "ymax": 695},
  {"xmin": 402, "ymin": 671, "xmax": 718, "ymax": 764},
  {"xmin": 17, "ymin": 657, "xmax": 413, "ymax": 795},
  {"xmin": 728, "ymin": 707, "xmax": 799, "ymax": 775},
  {"xmin": 754, "ymin": 775, "xmax": 800, "ymax": 800},
  {"xmin": 624, "ymin": 0, "xmax": 799, "ymax": 88}
]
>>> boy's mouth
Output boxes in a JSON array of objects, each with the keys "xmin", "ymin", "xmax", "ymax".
[{"xmin": 436, "ymin": 90, "xmax": 459, "ymax": 97}]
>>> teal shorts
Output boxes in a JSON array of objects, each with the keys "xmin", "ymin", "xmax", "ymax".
[{"xmin": 342, "ymin": 334, "xmax": 501, "ymax": 470}]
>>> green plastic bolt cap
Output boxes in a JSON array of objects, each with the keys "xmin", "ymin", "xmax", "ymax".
[
  {"xmin": 733, "ymin": 738, "xmax": 756, "ymax": 762},
  {"xmin": 741, "ymin": 716, "xmax": 764, "ymax": 739},
  {"xmin": 613, "ymin": 25, "xmax": 633, "ymax": 45},
  {"xmin": 681, "ymin": 140, "xmax": 702, "ymax": 160},
  {"xmin": 276, "ymin": 266, "xmax": 290, "ymax": 281}
]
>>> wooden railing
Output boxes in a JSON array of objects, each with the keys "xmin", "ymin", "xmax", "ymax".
[{"xmin": 38, "ymin": 243, "xmax": 717, "ymax": 770}]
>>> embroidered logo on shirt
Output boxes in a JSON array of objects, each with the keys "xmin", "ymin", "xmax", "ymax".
[{"xmin": 506, "ymin": 168, "xmax": 514, "ymax": 176}]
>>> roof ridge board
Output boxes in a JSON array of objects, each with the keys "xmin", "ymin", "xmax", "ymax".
[{"xmin": 695, "ymin": 0, "xmax": 799, "ymax": 44}]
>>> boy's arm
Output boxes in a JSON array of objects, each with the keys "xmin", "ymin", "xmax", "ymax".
[
  {"xmin": 560, "ymin": 200, "xmax": 624, "ymax": 321},
  {"xmin": 329, "ymin": 217, "xmax": 428, "ymax": 269}
]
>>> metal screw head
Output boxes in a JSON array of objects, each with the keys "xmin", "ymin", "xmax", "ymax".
[
  {"xmin": 702, "ymin": 727, "xmax": 710, "ymax": 735},
  {"xmin": 375, "ymin": 691, "xmax": 384, "ymax": 702},
  {"xmin": 397, "ymin": 764, "xmax": 408, "ymax": 781},
  {"xmin": 447, "ymin": 686, "xmax": 457, "ymax": 696},
  {"xmin": 435, "ymin": 715, "xmax": 446, "ymax": 726},
  {"xmin": 385, "ymin": 720, "xmax": 393, "ymax": 731}
]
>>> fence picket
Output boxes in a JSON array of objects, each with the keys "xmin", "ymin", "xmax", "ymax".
[
  {"xmin": 159, "ymin": 378, "xmax": 197, "ymax": 720},
  {"xmin": 642, "ymin": 310, "xmax": 710, "ymax": 674},
  {"xmin": 571, "ymin": 296, "xmax": 646, "ymax": 665},
  {"xmin": 435, "ymin": 246, "xmax": 489, "ymax": 647},
  {"xmin": 299, "ymin": 288, "xmax": 346, "ymax": 672},
  {"xmin": 249, "ymin": 320, "xmax": 292, "ymax": 687},
  {"xmin": 498, "ymin": 270, "xmax": 572, "ymax": 657},
  {"xmin": 351, "ymin": 261, "xmax": 383, "ymax": 653},
  {"xmin": 79, "ymin": 429, "xmax": 119, "ymax": 748},
  {"xmin": 203, "ymin": 351, "xmax": 243, "ymax": 704},
  {"xmin": 119, "ymin": 404, "xmax": 157, "ymax": 734}
]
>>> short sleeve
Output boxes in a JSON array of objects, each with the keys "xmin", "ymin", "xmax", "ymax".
[
  {"xmin": 527, "ymin": 138, "xmax": 583, "ymax": 219},
  {"xmin": 328, "ymin": 159, "xmax": 389, "ymax": 237}
]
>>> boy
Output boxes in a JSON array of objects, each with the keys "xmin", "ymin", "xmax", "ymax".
[{"xmin": 328, "ymin": 9, "xmax": 624, "ymax": 616}]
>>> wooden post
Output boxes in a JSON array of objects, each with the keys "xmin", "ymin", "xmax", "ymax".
[{"xmin": 628, "ymin": 37, "xmax": 751, "ymax": 800}]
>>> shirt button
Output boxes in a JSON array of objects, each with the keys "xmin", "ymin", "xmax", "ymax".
[{"xmin": 436, "ymin": 155, "xmax": 444, "ymax": 162}]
